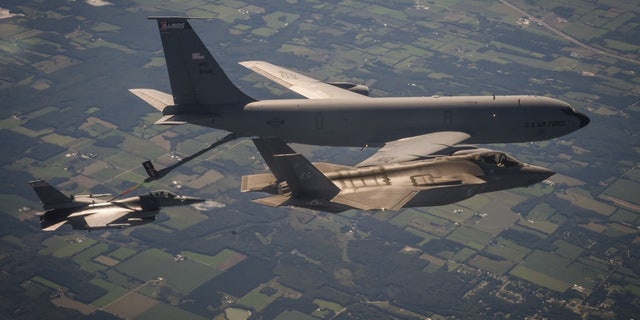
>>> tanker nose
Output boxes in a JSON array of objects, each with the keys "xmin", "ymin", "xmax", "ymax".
[{"xmin": 575, "ymin": 111, "xmax": 590, "ymax": 128}]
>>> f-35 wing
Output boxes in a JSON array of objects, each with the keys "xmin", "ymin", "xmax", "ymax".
[
  {"xmin": 239, "ymin": 60, "xmax": 368, "ymax": 99},
  {"xmin": 357, "ymin": 131, "xmax": 471, "ymax": 167},
  {"xmin": 333, "ymin": 189, "xmax": 419, "ymax": 211}
]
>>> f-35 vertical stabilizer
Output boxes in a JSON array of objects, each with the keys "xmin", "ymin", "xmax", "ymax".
[{"xmin": 252, "ymin": 138, "xmax": 340, "ymax": 199}]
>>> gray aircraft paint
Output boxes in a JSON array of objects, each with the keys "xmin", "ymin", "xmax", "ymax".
[
  {"xmin": 133, "ymin": 18, "xmax": 589, "ymax": 149},
  {"xmin": 216, "ymin": 95, "xmax": 584, "ymax": 146}
]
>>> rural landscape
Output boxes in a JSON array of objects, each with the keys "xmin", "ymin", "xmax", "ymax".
[{"xmin": 0, "ymin": 0, "xmax": 639, "ymax": 319}]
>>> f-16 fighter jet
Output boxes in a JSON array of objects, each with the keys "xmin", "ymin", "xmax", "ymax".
[
  {"xmin": 30, "ymin": 180, "xmax": 204, "ymax": 231},
  {"xmin": 241, "ymin": 138, "xmax": 554, "ymax": 213}
]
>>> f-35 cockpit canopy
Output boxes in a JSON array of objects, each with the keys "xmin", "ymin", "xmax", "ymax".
[{"xmin": 476, "ymin": 152, "xmax": 520, "ymax": 168}]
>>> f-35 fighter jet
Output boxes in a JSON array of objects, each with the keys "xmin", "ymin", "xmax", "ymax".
[
  {"xmin": 30, "ymin": 180, "xmax": 204, "ymax": 231},
  {"xmin": 241, "ymin": 138, "xmax": 554, "ymax": 213}
]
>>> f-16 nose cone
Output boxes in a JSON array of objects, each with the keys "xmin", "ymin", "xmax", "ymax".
[
  {"xmin": 180, "ymin": 196, "xmax": 205, "ymax": 205},
  {"xmin": 575, "ymin": 111, "xmax": 590, "ymax": 128}
]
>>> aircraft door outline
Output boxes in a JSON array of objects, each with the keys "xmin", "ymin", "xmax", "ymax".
[
  {"xmin": 444, "ymin": 110, "xmax": 452, "ymax": 126},
  {"xmin": 315, "ymin": 112, "xmax": 324, "ymax": 130}
]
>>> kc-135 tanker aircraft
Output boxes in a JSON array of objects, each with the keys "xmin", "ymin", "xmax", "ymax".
[{"xmin": 131, "ymin": 17, "xmax": 589, "ymax": 167}]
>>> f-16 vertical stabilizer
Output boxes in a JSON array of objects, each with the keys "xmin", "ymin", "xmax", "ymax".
[
  {"xmin": 29, "ymin": 180, "xmax": 72, "ymax": 210},
  {"xmin": 142, "ymin": 160, "xmax": 159, "ymax": 178}
]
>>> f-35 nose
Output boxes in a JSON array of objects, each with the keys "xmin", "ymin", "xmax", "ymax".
[
  {"xmin": 523, "ymin": 165, "xmax": 555, "ymax": 185},
  {"xmin": 575, "ymin": 111, "xmax": 590, "ymax": 128}
]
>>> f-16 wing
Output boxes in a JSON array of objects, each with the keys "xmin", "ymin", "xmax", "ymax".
[
  {"xmin": 41, "ymin": 220, "xmax": 69, "ymax": 231},
  {"xmin": 67, "ymin": 207, "xmax": 134, "ymax": 230},
  {"xmin": 357, "ymin": 131, "xmax": 471, "ymax": 167},
  {"xmin": 239, "ymin": 60, "xmax": 368, "ymax": 99}
]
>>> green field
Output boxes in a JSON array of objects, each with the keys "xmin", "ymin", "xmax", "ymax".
[
  {"xmin": 553, "ymin": 240, "xmax": 584, "ymax": 260},
  {"xmin": 517, "ymin": 218, "xmax": 559, "ymax": 234},
  {"xmin": 610, "ymin": 209, "xmax": 639, "ymax": 224},
  {"xmin": 180, "ymin": 248, "xmax": 247, "ymax": 270},
  {"xmin": 71, "ymin": 243, "xmax": 109, "ymax": 273},
  {"xmin": 116, "ymin": 249, "xmax": 221, "ymax": 295},
  {"xmin": 236, "ymin": 284, "xmax": 281, "ymax": 312},
  {"xmin": 134, "ymin": 301, "xmax": 206, "ymax": 320},
  {"xmin": 225, "ymin": 308, "xmax": 252, "ymax": 320},
  {"xmin": 31, "ymin": 276, "xmax": 63, "ymax": 290},
  {"xmin": 90, "ymin": 22, "xmax": 120, "ymax": 33},
  {"xmin": 263, "ymin": 11, "xmax": 300, "ymax": 30},
  {"xmin": 109, "ymin": 247, "xmax": 137, "ymax": 261},
  {"xmin": 426, "ymin": 205, "xmax": 474, "ymax": 224},
  {"xmin": 513, "ymin": 250, "xmax": 602, "ymax": 294},
  {"xmin": 483, "ymin": 237, "xmax": 531, "ymax": 262},
  {"xmin": 389, "ymin": 209, "xmax": 453, "ymax": 238},
  {"xmin": 603, "ymin": 39, "xmax": 640, "ymax": 52},
  {"xmin": 527, "ymin": 203, "xmax": 556, "ymax": 220},
  {"xmin": 456, "ymin": 194, "xmax": 493, "ymax": 210},
  {"xmin": 0, "ymin": 194, "xmax": 40, "ymax": 219},
  {"xmin": 603, "ymin": 179, "xmax": 640, "ymax": 205},
  {"xmin": 1, "ymin": 234, "xmax": 26, "ymax": 249},
  {"xmin": 273, "ymin": 309, "xmax": 319, "ymax": 320},
  {"xmin": 314, "ymin": 299, "xmax": 344, "ymax": 313},
  {"xmin": 161, "ymin": 206, "xmax": 208, "ymax": 230},
  {"xmin": 603, "ymin": 223, "xmax": 637, "ymax": 237},
  {"xmin": 404, "ymin": 226, "xmax": 436, "ymax": 246},
  {"xmin": 510, "ymin": 265, "xmax": 571, "ymax": 292},
  {"xmin": 90, "ymin": 279, "xmax": 129, "ymax": 308},
  {"xmin": 21, "ymin": 280, "xmax": 50, "ymax": 299},
  {"xmin": 625, "ymin": 168, "xmax": 640, "ymax": 182},
  {"xmin": 447, "ymin": 225, "xmax": 492, "ymax": 251},
  {"xmin": 469, "ymin": 255, "xmax": 514, "ymax": 275},
  {"xmin": 38, "ymin": 235, "xmax": 97, "ymax": 258},
  {"xmin": 451, "ymin": 247, "xmax": 476, "ymax": 262},
  {"xmin": 41, "ymin": 133, "xmax": 78, "ymax": 147}
]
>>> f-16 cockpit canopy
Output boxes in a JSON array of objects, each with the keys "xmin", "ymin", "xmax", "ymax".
[{"xmin": 148, "ymin": 190, "xmax": 178, "ymax": 199}]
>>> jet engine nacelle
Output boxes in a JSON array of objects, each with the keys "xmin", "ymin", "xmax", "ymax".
[
  {"xmin": 325, "ymin": 82, "xmax": 369, "ymax": 96},
  {"xmin": 452, "ymin": 148, "xmax": 496, "ymax": 156}
]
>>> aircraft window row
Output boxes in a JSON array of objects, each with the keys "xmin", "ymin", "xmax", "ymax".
[{"xmin": 524, "ymin": 121, "xmax": 565, "ymax": 128}]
